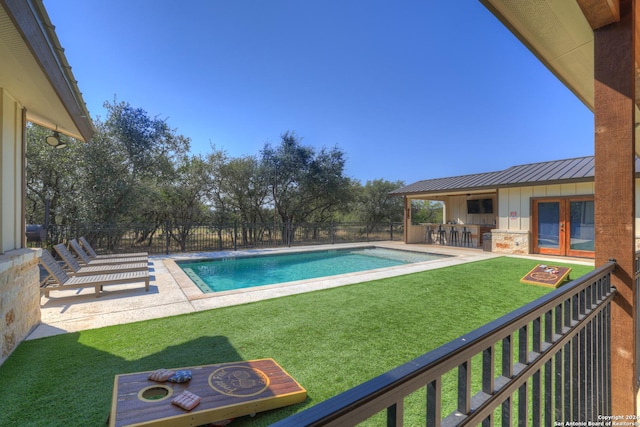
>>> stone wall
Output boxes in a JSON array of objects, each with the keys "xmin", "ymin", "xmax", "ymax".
[
  {"xmin": 0, "ymin": 248, "xmax": 41, "ymax": 366},
  {"xmin": 490, "ymin": 230, "xmax": 530, "ymax": 255}
]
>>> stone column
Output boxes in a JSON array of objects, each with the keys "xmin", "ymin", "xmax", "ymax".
[{"xmin": 0, "ymin": 249, "xmax": 41, "ymax": 366}]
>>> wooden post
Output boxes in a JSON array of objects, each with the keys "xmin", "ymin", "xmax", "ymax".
[
  {"xmin": 593, "ymin": 0, "xmax": 637, "ymax": 416},
  {"xmin": 403, "ymin": 196, "xmax": 410, "ymax": 243},
  {"xmin": 165, "ymin": 220, "xmax": 170, "ymax": 255},
  {"xmin": 20, "ymin": 108, "xmax": 27, "ymax": 249}
]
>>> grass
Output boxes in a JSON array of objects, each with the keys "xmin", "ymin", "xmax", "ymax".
[{"xmin": 0, "ymin": 257, "xmax": 592, "ymax": 426}]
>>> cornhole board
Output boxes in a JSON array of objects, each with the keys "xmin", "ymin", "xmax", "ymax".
[
  {"xmin": 520, "ymin": 264, "xmax": 572, "ymax": 288},
  {"xmin": 109, "ymin": 358, "xmax": 306, "ymax": 427}
]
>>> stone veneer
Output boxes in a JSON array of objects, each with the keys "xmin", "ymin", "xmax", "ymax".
[
  {"xmin": 490, "ymin": 230, "xmax": 530, "ymax": 255},
  {"xmin": 0, "ymin": 248, "xmax": 41, "ymax": 366}
]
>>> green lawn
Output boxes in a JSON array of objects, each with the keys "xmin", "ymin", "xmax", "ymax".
[{"xmin": 0, "ymin": 257, "xmax": 593, "ymax": 426}]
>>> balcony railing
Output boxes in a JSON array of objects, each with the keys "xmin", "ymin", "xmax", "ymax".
[{"xmin": 273, "ymin": 261, "xmax": 617, "ymax": 426}]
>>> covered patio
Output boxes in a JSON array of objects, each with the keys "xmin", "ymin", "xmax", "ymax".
[{"xmin": 391, "ymin": 156, "xmax": 625, "ymax": 259}]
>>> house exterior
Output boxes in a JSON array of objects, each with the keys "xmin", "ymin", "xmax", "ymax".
[
  {"xmin": 390, "ymin": 156, "xmax": 631, "ymax": 259},
  {"xmin": 0, "ymin": 0, "xmax": 93, "ymax": 365}
]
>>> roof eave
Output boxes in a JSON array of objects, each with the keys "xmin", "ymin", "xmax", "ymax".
[
  {"xmin": 479, "ymin": 0, "xmax": 594, "ymax": 111},
  {"xmin": 390, "ymin": 178, "xmax": 600, "ymax": 198},
  {"xmin": 390, "ymin": 185, "xmax": 500, "ymax": 198},
  {"xmin": 1, "ymin": 0, "xmax": 94, "ymax": 141}
]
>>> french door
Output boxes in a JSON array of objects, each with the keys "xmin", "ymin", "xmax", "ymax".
[{"xmin": 532, "ymin": 197, "xmax": 594, "ymax": 258}]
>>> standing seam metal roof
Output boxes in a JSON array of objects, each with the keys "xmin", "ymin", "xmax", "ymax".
[{"xmin": 390, "ymin": 156, "xmax": 606, "ymax": 195}]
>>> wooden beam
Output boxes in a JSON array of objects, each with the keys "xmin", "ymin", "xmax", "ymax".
[
  {"xmin": 403, "ymin": 196, "xmax": 410, "ymax": 243},
  {"xmin": 20, "ymin": 107, "xmax": 26, "ymax": 249},
  {"xmin": 577, "ymin": 0, "xmax": 620, "ymax": 29},
  {"xmin": 635, "ymin": 4, "xmax": 640, "ymax": 112},
  {"xmin": 593, "ymin": 0, "xmax": 637, "ymax": 416}
]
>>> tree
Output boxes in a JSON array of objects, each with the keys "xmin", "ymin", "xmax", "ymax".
[
  {"xmin": 78, "ymin": 121, "xmax": 138, "ymax": 226},
  {"xmin": 261, "ymin": 131, "xmax": 351, "ymax": 225},
  {"xmin": 160, "ymin": 155, "xmax": 211, "ymax": 251},
  {"xmin": 103, "ymin": 99, "xmax": 190, "ymax": 177},
  {"xmin": 26, "ymin": 99, "xmax": 197, "ymax": 249},
  {"xmin": 356, "ymin": 179, "xmax": 405, "ymax": 231},
  {"xmin": 411, "ymin": 200, "xmax": 443, "ymax": 224},
  {"xmin": 27, "ymin": 101, "xmax": 410, "ymax": 250},
  {"xmin": 222, "ymin": 155, "xmax": 270, "ymax": 245},
  {"xmin": 206, "ymin": 148, "xmax": 269, "ymax": 224},
  {"xmin": 82, "ymin": 100, "xmax": 192, "ymax": 230},
  {"xmin": 25, "ymin": 124, "xmax": 84, "ymax": 226}
]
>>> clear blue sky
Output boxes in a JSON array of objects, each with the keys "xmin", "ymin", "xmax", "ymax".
[{"xmin": 45, "ymin": 0, "xmax": 593, "ymax": 185}]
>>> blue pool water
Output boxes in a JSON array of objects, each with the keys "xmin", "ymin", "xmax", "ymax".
[{"xmin": 178, "ymin": 247, "xmax": 449, "ymax": 293}]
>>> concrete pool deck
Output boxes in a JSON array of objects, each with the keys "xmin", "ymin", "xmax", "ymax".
[{"xmin": 27, "ymin": 242, "xmax": 593, "ymax": 340}]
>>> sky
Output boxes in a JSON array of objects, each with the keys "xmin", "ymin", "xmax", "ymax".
[{"xmin": 44, "ymin": 0, "xmax": 593, "ymax": 185}]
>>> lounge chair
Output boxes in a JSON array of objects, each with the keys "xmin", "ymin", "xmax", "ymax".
[
  {"xmin": 54, "ymin": 244, "xmax": 148, "ymax": 276},
  {"xmin": 39, "ymin": 250, "xmax": 149, "ymax": 298},
  {"xmin": 79, "ymin": 236, "xmax": 148, "ymax": 258},
  {"xmin": 68, "ymin": 239, "xmax": 148, "ymax": 266}
]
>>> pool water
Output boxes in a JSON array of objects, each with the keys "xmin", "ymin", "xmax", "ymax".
[{"xmin": 178, "ymin": 247, "xmax": 449, "ymax": 293}]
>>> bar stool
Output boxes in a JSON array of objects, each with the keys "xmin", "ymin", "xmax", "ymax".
[
  {"xmin": 425, "ymin": 226, "xmax": 434, "ymax": 244},
  {"xmin": 449, "ymin": 226, "xmax": 459, "ymax": 246},
  {"xmin": 436, "ymin": 225, "xmax": 447, "ymax": 245},
  {"xmin": 461, "ymin": 227, "xmax": 473, "ymax": 247}
]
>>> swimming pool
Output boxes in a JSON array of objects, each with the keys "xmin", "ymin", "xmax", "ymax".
[{"xmin": 178, "ymin": 247, "xmax": 450, "ymax": 293}]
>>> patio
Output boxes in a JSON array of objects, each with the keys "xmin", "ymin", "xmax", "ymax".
[
  {"xmin": 3, "ymin": 251, "xmax": 596, "ymax": 426},
  {"xmin": 29, "ymin": 242, "xmax": 522, "ymax": 340}
]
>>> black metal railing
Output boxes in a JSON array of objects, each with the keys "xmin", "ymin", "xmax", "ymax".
[
  {"xmin": 40, "ymin": 221, "xmax": 404, "ymax": 255},
  {"xmin": 272, "ymin": 261, "xmax": 617, "ymax": 426}
]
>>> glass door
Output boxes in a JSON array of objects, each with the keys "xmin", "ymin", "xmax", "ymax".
[
  {"xmin": 567, "ymin": 200, "xmax": 595, "ymax": 257},
  {"xmin": 533, "ymin": 200, "xmax": 564, "ymax": 255},
  {"xmin": 532, "ymin": 197, "xmax": 594, "ymax": 258}
]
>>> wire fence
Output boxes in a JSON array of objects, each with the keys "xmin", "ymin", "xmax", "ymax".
[{"xmin": 33, "ymin": 221, "xmax": 403, "ymax": 255}]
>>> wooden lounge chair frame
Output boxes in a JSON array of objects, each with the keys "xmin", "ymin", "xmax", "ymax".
[
  {"xmin": 68, "ymin": 239, "xmax": 148, "ymax": 266},
  {"xmin": 79, "ymin": 236, "xmax": 148, "ymax": 258},
  {"xmin": 39, "ymin": 250, "xmax": 149, "ymax": 298},
  {"xmin": 54, "ymin": 244, "xmax": 148, "ymax": 277}
]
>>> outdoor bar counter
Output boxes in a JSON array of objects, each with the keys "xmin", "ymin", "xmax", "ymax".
[{"xmin": 423, "ymin": 223, "xmax": 495, "ymax": 248}]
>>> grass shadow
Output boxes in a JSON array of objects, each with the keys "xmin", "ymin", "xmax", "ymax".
[{"xmin": 0, "ymin": 332, "xmax": 304, "ymax": 426}]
